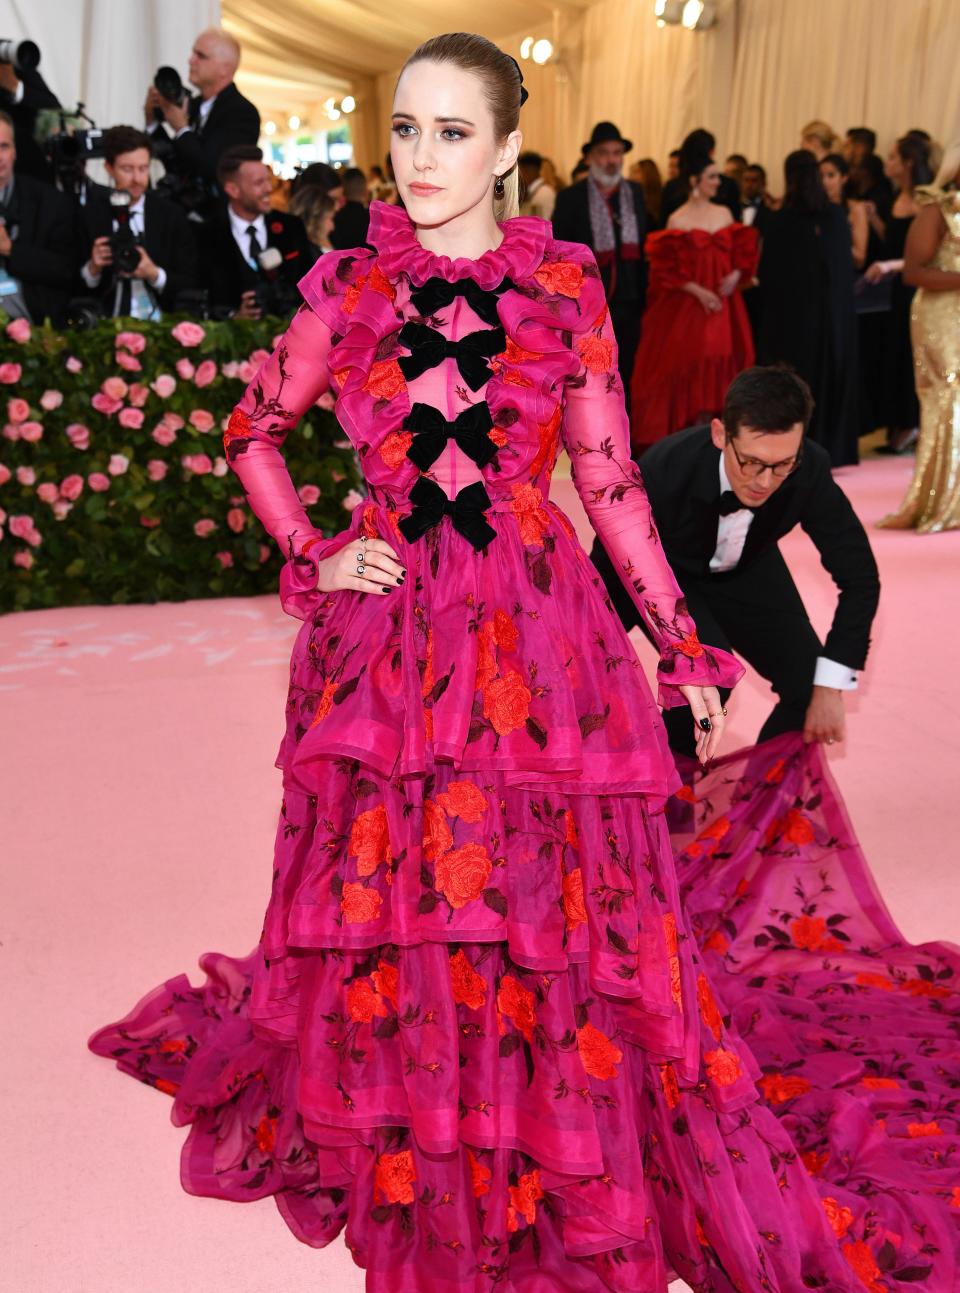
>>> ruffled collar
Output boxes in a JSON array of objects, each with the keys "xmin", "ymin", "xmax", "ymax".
[{"xmin": 367, "ymin": 199, "xmax": 550, "ymax": 288}]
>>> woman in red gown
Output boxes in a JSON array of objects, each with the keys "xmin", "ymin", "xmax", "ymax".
[{"xmin": 631, "ymin": 146, "xmax": 758, "ymax": 452}]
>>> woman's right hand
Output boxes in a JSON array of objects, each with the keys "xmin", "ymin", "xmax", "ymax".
[
  {"xmin": 695, "ymin": 285, "xmax": 723, "ymax": 314},
  {"xmin": 316, "ymin": 535, "xmax": 406, "ymax": 595}
]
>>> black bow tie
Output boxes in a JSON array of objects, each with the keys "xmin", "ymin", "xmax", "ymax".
[
  {"xmin": 397, "ymin": 477, "xmax": 496, "ymax": 551},
  {"xmin": 403, "ymin": 401, "xmax": 497, "ymax": 471},
  {"xmin": 409, "ymin": 276, "xmax": 515, "ymax": 328},
  {"xmin": 398, "ymin": 321, "xmax": 505, "ymax": 392},
  {"xmin": 718, "ymin": 490, "xmax": 759, "ymax": 516}
]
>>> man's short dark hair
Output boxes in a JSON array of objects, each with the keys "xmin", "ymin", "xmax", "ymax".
[
  {"xmin": 744, "ymin": 163, "xmax": 766, "ymax": 181},
  {"xmin": 722, "ymin": 366, "xmax": 814, "ymax": 438},
  {"xmin": 0, "ymin": 108, "xmax": 14, "ymax": 132},
  {"xmin": 668, "ymin": 149, "xmax": 680, "ymax": 160},
  {"xmin": 519, "ymin": 150, "xmax": 543, "ymax": 170},
  {"xmin": 217, "ymin": 144, "xmax": 264, "ymax": 187},
  {"xmin": 726, "ymin": 152, "xmax": 747, "ymax": 166},
  {"xmin": 341, "ymin": 166, "xmax": 366, "ymax": 199},
  {"xmin": 102, "ymin": 126, "xmax": 153, "ymax": 165},
  {"xmin": 846, "ymin": 126, "xmax": 877, "ymax": 152}
]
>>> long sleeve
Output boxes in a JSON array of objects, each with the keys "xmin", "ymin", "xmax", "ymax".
[
  {"xmin": 560, "ymin": 257, "xmax": 744, "ymax": 707},
  {"xmin": 224, "ymin": 303, "xmax": 354, "ymax": 619}
]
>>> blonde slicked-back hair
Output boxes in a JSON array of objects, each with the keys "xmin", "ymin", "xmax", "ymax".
[{"xmin": 400, "ymin": 32, "xmax": 525, "ymax": 220}]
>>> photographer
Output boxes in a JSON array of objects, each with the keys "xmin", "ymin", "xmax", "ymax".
[
  {"xmin": 0, "ymin": 109, "xmax": 74, "ymax": 324},
  {"xmin": 200, "ymin": 145, "xmax": 310, "ymax": 319},
  {"xmin": 146, "ymin": 27, "xmax": 259, "ymax": 209},
  {"xmin": 0, "ymin": 40, "xmax": 60, "ymax": 181},
  {"xmin": 79, "ymin": 126, "xmax": 197, "ymax": 318}
]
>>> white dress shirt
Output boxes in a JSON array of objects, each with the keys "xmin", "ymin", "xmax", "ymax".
[
  {"xmin": 175, "ymin": 92, "xmax": 217, "ymax": 139},
  {"xmin": 228, "ymin": 206, "xmax": 268, "ymax": 270},
  {"xmin": 81, "ymin": 196, "xmax": 167, "ymax": 316},
  {"xmin": 709, "ymin": 457, "xmax": 857, "ymax": 690}
]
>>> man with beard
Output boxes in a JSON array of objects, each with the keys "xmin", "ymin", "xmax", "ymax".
[{"xmin": 552, "ymin": 121, "xmax": 647, "ymax": 411}]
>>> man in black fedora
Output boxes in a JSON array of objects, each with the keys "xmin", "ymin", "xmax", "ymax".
[
  {"xmin": 552, "ymin": 121, "xmax": 648, "ymax": 410},
  {"xmin": 590, "ymin": 366, "xmax": 880, "ymax": 758}
]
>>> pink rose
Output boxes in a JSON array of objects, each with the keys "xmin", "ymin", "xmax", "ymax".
[
  {"xmin": 7, "ymin": 398, "xmax": 29, "ymax": 424},
  {"xmin": 116, "ymin": 351, "xmax": 142, "ymax": 373},
  {"xmin": 189, "ymin": 409, "xmax": 214, "ymax": 433},
  {"xmin": 37, "ymin": 483, "xmax": 59, "ymax": 503},
  {"xmin": 13, "ymin": 550, "xmax": 34, "ymax": 569},
  {"xmin": 0, "ymin": 463, "xmax": 10, "ymax": 485},
  {"xmin": 220, "ymin": 361, "xmax": 239, "ymax": 379},
  {"xmin": 101, "ymin": 376, "xmax": 128, "ymax": 401},
  {"xmin": 19, "ymin": 421, "xmax": 43, "ymax": 442},
  {"xmin": 128, "ymin": 383, "xmax": 149, "ymax": 408},
  {"xmin": 16, "ymin": 466, "xmax": 36, "ymax": 486},
  {"xmin": 140, "ymin": 516, "xmax": 161, "ymax": 528},
  {"xmin": 171, "ymin": 321, "xmax": 206, "ymax": 347},
  {"xmin": 118, "ymin": 407, "xmax": 145, "ymax": 430},
  {"xmin": 249, "ymin": 348, "xmax": 270, "ymax": 366},
  {"xmin": 108, "ymin": 453, "xmax": 130, "ymax": 476},
  {"xmin": 3, "ymin": 424, "xmax": 20, "ymax": 441},
  {"xmin": 259, "ymin": 544, "xmax": 271, "ymax": 564},
  {"xmin": 151, "ymin": 374, "xmax": 176, "ymax": 399},
  {"xmin": 52, "ymin": 499, "xmax": 73, "ymax": 521},
  {"xmin": 226, "ymin": 507, "xmax": 246, "ymax": 532},
  {"xmin": 183, "ymin": 452, "xmax": 213, "ymax": 475},
  {"xmin": 88, "ymin": 472, "xmax": 111, "ymax": 492},
  {"xmin": 60, "ymin": 474, "xmax": 84, "ymax": 500},
  {"xmin": 298, "ymin": 484, "xmax": 320, "ymax": 505},
  {"xmin": 316, "ymin": 390, "xmax": 336, "ymax": 411},
  {"xmin": 212, "ymin": 456, "xmax": 228, "ymax": 477},
  {"xmin": 91, "ymin": 393, "xmax": 123, "ymax": 416},
  {"xmin": 0, "ymin": 363, "xmax": 22, "ymax": 383},
  {"xmin": 146, "ymin": 459, "xmax": 168, "ymax": 482},
  {"xmin": 40, "ymin": 389, "xmax": 64, "ymax": 412},
  {"xmin": 5, "ymin": 318, "xmax": 31, "ymax": 343},
  {"xmin": 161, "ymin": 412, "xmax": 184, "ymax": 431},
  {"xmin": 194, "ymin": 518, "xmax": 216, "ymax": 537},
  {"xmin": 152, "ymin": 422, "xmax": 177, "ymax": 446},
  {"xmin": 9, "ymin": 514, "xmax": 41, "ymax": 545},
  {"xmin": 194, "ymin": 359, "xmax": 217, "ymax": 388},
  {"xmin": 215, "ymin": 550, "xmax": 234, "ymax": 568},
  {"xmin": 66, "ymin": 423, "xmax": 90, "ymax": 450},
  {"xmin": 116, "ymin": 331, "xmax": 146, "ymax": 354},
  {"xmin": 237, "ymin": 361, "xmax": 255, "ymax": 383},
  {"xmin": 342, "ymin": 489, "xmax": 364, "ymax": 512},
  {"xmin": 65, "ymin": 356, "xmax": 83, "ymax": 374},
  {"xmin": 175, "ymin": 358, "xmax": 196, "ymax": 380}
]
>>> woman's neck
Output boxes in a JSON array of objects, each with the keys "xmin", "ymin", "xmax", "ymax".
[{"xmin": 413, "ymin": 203, "xmax": 505, "ymax": 261}]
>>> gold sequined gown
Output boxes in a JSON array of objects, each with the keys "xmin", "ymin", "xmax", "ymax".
[{"xmin": 879, "ymin": 186, "xmax": 960, "ymax": 532}]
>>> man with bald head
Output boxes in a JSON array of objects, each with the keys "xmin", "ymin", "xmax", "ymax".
[{"xmin": 146, "ymin": 26, "xmax": 260, "ymax": 215}]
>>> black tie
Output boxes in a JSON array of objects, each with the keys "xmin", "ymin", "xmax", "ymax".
[
  {"xmin": 247, "ymin": 223, "xmax": 262, "ymax": 266},
  {"xmin": 718, "ymin": 490, "xmax": 757, "ymax": 516}
]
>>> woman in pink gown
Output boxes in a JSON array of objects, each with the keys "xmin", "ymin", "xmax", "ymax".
[{"xmin": 89, "ymin": 34, "xmax": 958, "ymax": 1293}]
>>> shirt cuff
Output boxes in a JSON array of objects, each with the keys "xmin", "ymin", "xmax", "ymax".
[
  {"xmin": 814, "ymin": 657, "xmax": 858, "ymax": 690},
  {"xmin": 12, "ymin": 80, "xmax": 24, "ymax": 105},
  {"xmin": 151, "ymin": 266, "xmax": 167, "ymax": 294},
  {"xmin": 174, "ymin": 126, "xmax": 193, "ymax": 140},
  {"xmin": 81, "ymin": 263, "xmax": 101, "ymax": 288}
]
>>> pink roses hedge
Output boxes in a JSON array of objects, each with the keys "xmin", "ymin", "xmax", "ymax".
[{"xmin": 0, "ymin": 317, "xmax": 359, "ymax": 612}]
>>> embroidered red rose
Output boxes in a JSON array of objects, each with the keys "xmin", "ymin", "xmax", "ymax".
[
  {"xmin": 859, "ymin": 1076, "xmax": 899, "ymax": 1089},
  {"xmin": 475, "ymin": 620, "xmax": 497, "ymax": 692},
  {"xmin": 674, "ymin": 632, "xmax": 705, "ymax": 659},
  {"xmin": 367, "ymin": 262, "xmax": 396, "ymax": 300},
  {"xmin": 758, "ymin": 1072, "xmax": 812, "ymax": 1104},
  {"xmin": 223, "ymin": 407, "xmax": 251, "ymax": 449},
  {"xmin": 900, "ymin": 977, "xmax": 950, "ymax": 998},
  {"xmin": 377, "ymin": 429, "xmax": 413, "ymax": 470},
  {"xmin": 155, "ymin": 1078, "xmax": 179, "ymax": 1095},
  {"xmin": 842, "ymin": 1241, "xmax": 884, "ymax": 1293},
  {"xmin": 159, "ymin": 1037, "xmax": 186, "ymax": 1054},
  {"xmin": 347, "ymin": 977, "xmax": 388, "ymax": 1023},
  {"xmin": 675, "ymin": 784, "xmax": 696, "ymax": 804},
  {"xmin": 790, "ymin": 914, "xmax": 829, "ymax": 951},
  {"xmin": 434, "ymin": 842, "xmax": 492, "ymax": 909},
  {"xmin": 420, "ymin": 628, "xmax": 435, "ymax": 699},
  {"xmin": 364, "ymin": 358, "xmax": 405, "ymax": 401},
  {"xmin": 482, "ymin": 669, "xmax": 532, "ymax": 736},
  {"xmin": 781, "ymin": 808, "xmax": 815, "ymax": 845},
  {"xmin": 423, "ymin": 798, "xmax": 454, "ymax": 861},
  {"xmin": 822, "ymin": 1197, "xmax": 853, "ymax": 1239},
  {"xmin": 907, "ymin": 1120, "xmax": 943, "ymax": 1137},
  {"xmin": 533, "ymin": 260, "xmax": 584, "ymax": 298},
  {"xmin": 492, "ymin": 607, "xmax": 519, "ymax": 652},
  {"xmin": 562, "ymin": 868, "xmax": 587, "ymax": 929},
  {"xmin": 496, "ymin": 336, "xmax": 542, "ymax": 366},
  {"xmin": 659, "ymin": 1062, "xmax": 680, "ymax": 1109},
  {"xmin": 488, "ymin": 427, "xmax": 509, "ymax": 447},
  {"xmin": 436, "ymin": 779, "xmax": 488, "ymax": 823},
  {"xmin": 467, "ymin": 1148, "xmax": 491, "ymax": 1197},
  {"xmin": 704, "ymin": 1047, "xmax": 743, "ymax": 1086},
  {"xmin": 663, "ymin": 913, "xmax": 682, "ymax": 1006},
  {"xmin": 576, "ymin": 1021, "xmax": 622, "ymax": 1080},
  {"xmin": 801, "ymin": 1148, "xmax": 828, "ymax": 1176},
  {"xmin": 576, "ymin": 332, "xmax": 614, "ymax": 374},
  {"xmin": 255, "ymin": 1114, "xmax": 277, "ymax": 1152},
  {"xmin": 349, "ymin": 804, "xmax": 392, "ymax": 876},
  {"xmin": 340, "ymin": 881, "xmax": 382, "ymax": 924},
  {"xmin": 703, "ymin": 929, "xmax": 729, "ymax": 954},
  {"xmin": 497, "ymin": 974, "xmax": 536, "ymax": 1041},
  {"xmin": 310, "ymin": 679, "xmax": 338, "ymax": 727},
  {"xmin": 374, "ymin": 1149, "xmax": 416, "ymax": 1205},
  {"xmin": 698, "ymin": 815, "xmax": 730, "ymax": 843},
  {"xmin": 449, "ymin": 948, "xmax": 487, "ymax": 1010},
  {"xmin": 510, "ymin": 482, "xmax": 550, "ymax": 547},
  {"xmin": 696, "ymin": 972, "xmax": 723, "ymax": 1041},
  {"xmin": 506, "ymin": 1169, "xmax": 543, "ymax": 1230},
  {"xmin": 855, "ymin": 972, "xmax": 893, "ymax": 990},
  {"xmin": 530, "ymin": 403, "xmax": 561, "ymax": 479},
  {"xmin": 372, "ymin": 960, "xmax": 399, "ymax": 1010},
  {"xmin": 564, "ymin": 810, "xmax": 579, "ymax": 848},
  {"xmin": 763, "ymin": 757, "xmax": 787, "ymax": 784}
]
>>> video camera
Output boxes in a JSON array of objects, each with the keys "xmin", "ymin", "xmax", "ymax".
[
  {"xmin": 44, "ymin": 106, "xmax": 105, "ymax": 192},
  {"xmin": 107, "ymin": 190, "xmax": 141, "ymax": 275},
  {"xmin": 0, "ymin": 39, "xmax": 40, "ymax": 72}
]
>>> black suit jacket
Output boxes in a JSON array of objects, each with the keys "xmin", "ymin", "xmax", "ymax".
[
  {"xmin": 1, "ymin": 68, "xmax": 60, "ymax": 182},
  {"xmin": 551, "ymin": 178, "xmax": 648, "ymax": 306},
  {"xmin": 331, "ymin": 200, "xmax": 370, "ymax": 251},
  {"xmin": 661, "ymin": 172, "xmax": 741, "ymax": 223},
  {"xmin": 151, "ymin": 81, "xmax": 260, "ymax": 188},
  {"xmin": 199, "ymin": 206, "xmax": 312, "ymax": 310},
  {"xmin": 77, "ymin": 189, "xmax": 198, "ymax": 311},
  {"xmin": 633, "ymin": 425, "xmax": 880, "ymax": 670},
  {"xmin": 1, "ymin": 174, "xmax": 75, "ymax": 324}
]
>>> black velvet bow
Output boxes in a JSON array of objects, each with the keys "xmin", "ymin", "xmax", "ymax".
[
  {"xmin": 409, "ymin": 276, "xmax": 515, "ymax": 328},
  {"xmin": 398, "ymin": 321, "xmax": 506, "ymax": 392},
  {"xmin": 718, "ymin": 490, "xmax": 759, "ymax": 516},
  {"xmin": 397, "ymin": 477, "xmax": 497, "ymax": 551},
  {"xmin": 403, "ymin": 401, "xmax": 498, "ymax": 471}
]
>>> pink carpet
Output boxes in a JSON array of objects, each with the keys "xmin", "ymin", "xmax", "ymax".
[{"xmin": 2, "ymin": 449, "xmax": 956, "ymax": 1292}]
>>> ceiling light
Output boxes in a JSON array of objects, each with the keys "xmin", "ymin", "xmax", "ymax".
[
  {"xmin": 682, "ymin": 0, "xmax": 717, "ymax": 28},
  {"xmin": 264, "ymin": 120, "xmax": 276, "ymax": 136},
  {"xmin": 288, "ymin": 115, "xmax": 300, "ymax": 130},
  {"xmin": 520, "ymin": 36, "xmax": 534, "ymax": 59},
  {"xmin": 340, "ymin": 95, "xmax": 356, "ymax": 114},
  {"xmin": 327, "ymin": 107, "xmax": 341, "ymax": 121},
  {"xmin": 654, "ymin": 0, "xmax": 684, "ymax": 22},
  {"xmin": 531, "ymin": 38, "xmax": 553, "ymax": 65}
]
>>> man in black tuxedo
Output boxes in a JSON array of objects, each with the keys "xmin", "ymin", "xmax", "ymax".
[
  {"xmin": 330, "ymin": 167, "xmax": 370, "ymax": 250},
  {"xmin": 146, "ymin": 27, "xmax": 259, "ymax": 215},
  {"xmin": 0, "ymin": 111, "xmax": 74, "ymax": 324},
  {"xmin": 590, "ymin": 367, "xmax": 880, "ymax": 756},
  {"xmin": 0, "ymin": 59, "xmax": 60, "ymax": 182},
  {"xmin": 661, "ymin": 129, "xmax": 741, "ymax": 224},
  {"xmin": 552, "ymin": 122, "xmax": 647, "ymax": 408},
  {"xmin": 78, "ymin": 127, "xmax": 197, "ymax": 317},
  {"xmin": 199, "ymin": 146, "xmax": 311, "ymax": 319}
]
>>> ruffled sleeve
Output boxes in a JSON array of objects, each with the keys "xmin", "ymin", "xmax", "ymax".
[
  {"xmin": 728, "ymin": 223, "xmax": 760, "ymax": 280},
  {"xmin": 557, "ymin": 245, "xmax": 745, "ymax": 707},
  {"xmin": 297, "ymin": 247, "xmax": 376, "ymax": 334},
  {"xmin": 647, "ymin": 229, "xmax": 698, "ymax": 292},
  {"xmin": 224, "ymin": 304, "xmax": 354, "ymax": 620}
]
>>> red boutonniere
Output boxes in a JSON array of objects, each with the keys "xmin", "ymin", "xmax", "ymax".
[{"xmin": 270, "ymin": 220, "xmax": 284, "ymax": 234}]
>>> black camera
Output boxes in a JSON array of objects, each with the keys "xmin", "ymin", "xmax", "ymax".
[
  {"xmin": 45, "ymin": 113, "xmax": 106, "ymax": 191},
  {"xmin": 252, "ymin": 247, "xmax": 300, "ymax": 318},
  {"xmin": 108, "ymin": 190, "xmax": 142, "ymax": 275},
  {"xmin": 153, "ymin": 66, "xmax": 188, "ymax": 121},
  {"xmin": 0, "ymin": 39, "xmax": 40, "ymax": 72}
]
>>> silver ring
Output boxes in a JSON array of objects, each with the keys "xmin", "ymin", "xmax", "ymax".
[{"xmin": 356, "ymin": 565, "xmax": 365, "ymax": 577}]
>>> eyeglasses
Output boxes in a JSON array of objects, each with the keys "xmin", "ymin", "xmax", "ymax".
[{"xmin": 726, "ymin": 436, "xmax": 803, "ymax": 479}]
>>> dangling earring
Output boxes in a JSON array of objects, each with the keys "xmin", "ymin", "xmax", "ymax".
[{"xmin": 494, "ymin": 174, "xmax": 505, "ymax": 198}]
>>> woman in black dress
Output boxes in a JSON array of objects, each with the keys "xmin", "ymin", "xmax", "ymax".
[
  {"xmin": 755, "ymin": 150, "xmax": 859, "ymax": 467},
  {"xmin": 864, "ymin": 132, "xmax": 934, "ymax": 452}
]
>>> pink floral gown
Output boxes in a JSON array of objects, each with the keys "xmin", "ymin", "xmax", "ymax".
[{"xmin": 89, "ymin": 203, "xmax": 958, "ymax": 1292}]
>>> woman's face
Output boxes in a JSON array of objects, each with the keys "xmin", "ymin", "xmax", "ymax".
[
  {"xmin": 884, "ymin": 147, "xmax": 904, "ymax": 183},
  {"xmin": 391, "ymin": 59, "xmax": 520, "ymax": 226},
  {"xmin": 693, "ymin": 162, "xmax": 720, "ymax": 199},
  {"xmin": 819, "ymin": 161, "xmax": 843, "ymax": 202}
]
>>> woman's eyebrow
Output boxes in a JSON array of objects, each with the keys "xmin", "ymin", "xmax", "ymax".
[{"xmin": 391, "ymin": 112, "xmax": 475, "ymax": 127}]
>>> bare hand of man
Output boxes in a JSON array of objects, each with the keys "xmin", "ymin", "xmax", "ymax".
[
  {"xmin": 234, "ymin": 290, "xmax": 262, "ymax": 320},
  {"xmin": 802, "ymin": 685, "xmax": 845, "ymax": 745}
]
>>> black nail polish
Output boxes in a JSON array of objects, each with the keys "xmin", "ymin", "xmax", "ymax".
[
  {"xmin": 698, "ymin": 717, "xmax": 712, "ymax": 732},
  {"xmin": 382, "ymin": 585, "xmax": 390, "ymax": 592},
  {"xmin": 398, "ymin": 572, "xmax": 406, "ymax": 582}
]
